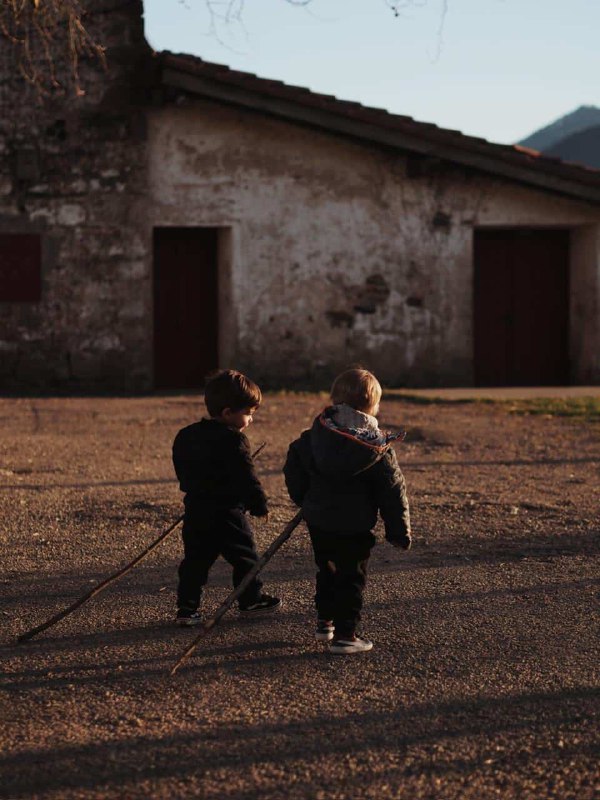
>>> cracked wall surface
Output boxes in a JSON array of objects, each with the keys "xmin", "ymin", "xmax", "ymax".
[{"xmin": 148, "ymin": 102, "xmax": 600, "ymax": 387}]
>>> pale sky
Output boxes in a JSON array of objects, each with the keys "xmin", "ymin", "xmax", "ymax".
[{"xmin": 143, "ymin": 0, "xmax": 600, "ymax": 145}]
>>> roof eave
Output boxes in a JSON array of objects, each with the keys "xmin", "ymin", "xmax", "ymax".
[{"xmin": 161, "ymin": 65, "xmax": 600, "ymax": 207}]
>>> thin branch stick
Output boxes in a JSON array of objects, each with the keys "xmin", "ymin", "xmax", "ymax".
[
  {"xmin": 250, "ymin": 440, "xmax": 267, "ymax": 461},
  {"xmin": 17, "ymin": 514, "xmax": 184, "ymax": 643},
  {"xmin": 17, "ymin": 440, "xmax": 268, "ymax": 643},
  {"xmin": 170, "ymin": 509, "xmax": 303, "ymax": 676}
]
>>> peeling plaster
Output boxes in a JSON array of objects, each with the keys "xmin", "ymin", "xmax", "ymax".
[{"xmin": 147, "ymin": 100, "xmax": 600, "ymax": 386}]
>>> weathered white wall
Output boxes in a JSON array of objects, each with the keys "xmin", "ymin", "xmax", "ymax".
[
  {"xmin": 570, "ymin": 225, "xmax": 600, "ymax": 383},
  {"xmin": 147, "ymin": 100, "xmax": 600, "ymax": 386}
]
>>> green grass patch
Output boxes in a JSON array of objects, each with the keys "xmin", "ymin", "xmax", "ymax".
[
  {"xmin": 502, "ymin": 397, "xmax": 600, "ymax": 422},
  {"xmin": 382, "ymin": 392, "xmax": 490, "ymax": 407},
  {"xmin": 383, "ymin": 392, "xmax": 600, "ymax": 422}
]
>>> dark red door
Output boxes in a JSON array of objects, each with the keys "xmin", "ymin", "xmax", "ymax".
[
  {"xmin": 474, "ymin": 229, "xmax": 569, "ymax": 386},
  {"xmin": 0, "ymin": 234, "xmax": 41, "ymax": 301},
  {"xmin": 153, "ymin": 227, "xmax": 218, "ymax": 389}
]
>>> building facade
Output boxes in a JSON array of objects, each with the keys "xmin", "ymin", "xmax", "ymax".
[{"xmin": 1, "ymin": 1, "xmax": 600, "ymax": 391}]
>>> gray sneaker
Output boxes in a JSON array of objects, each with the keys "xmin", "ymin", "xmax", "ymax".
[{"xmin": 328, "ymin": 636, "xmax": 373, "ymax": 654}]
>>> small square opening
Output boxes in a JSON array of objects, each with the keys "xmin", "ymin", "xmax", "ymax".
[{"xmin": 0, "ymin": 234, "xmax": 42, "ymax": 302}]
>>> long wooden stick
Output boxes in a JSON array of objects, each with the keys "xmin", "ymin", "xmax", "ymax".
[
  {"xmin": 17, "ymin": 514, "xmax": 184, "ymax": 643},
  {"xmin": 170, "ymin": 509, "xmax": 303, "ymax": 676},
  {"xmin": 17, "ymin": 441, "xmax": 268, "ymax": 643}
]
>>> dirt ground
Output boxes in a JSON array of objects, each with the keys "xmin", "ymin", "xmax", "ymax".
[{"xmin": 0, "ymin": 393, "xmax": 599, "ymax": 800}]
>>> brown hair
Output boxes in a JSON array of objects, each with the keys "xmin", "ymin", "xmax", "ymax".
[
  {"xmin": 330, "ymin": 368, "xmax": 382, "ymax": 413},
  {"xmin": 204, "ymin": 370, "xmax": 262, "ymax": 417}
]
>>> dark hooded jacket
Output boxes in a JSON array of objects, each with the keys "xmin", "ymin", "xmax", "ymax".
[
  {"xmin": 283, "ymin": 406, "xmax": 411, "ymax": 543},
  {"xmin": 173, "ymin": 418, "xmax": 267, "ymax": 516}
]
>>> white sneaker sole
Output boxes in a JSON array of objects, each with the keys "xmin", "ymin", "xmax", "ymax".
[
  {"xmin": 175, "ymin": 618, "xmax": 203, "ymax": 627},
  {"xmin": 328, "ymin": 639, "xmax": 373, "ymax": 654},
  {"xmin": 315, "ymin": 631, "xmax": 335, "ymax": 642}
]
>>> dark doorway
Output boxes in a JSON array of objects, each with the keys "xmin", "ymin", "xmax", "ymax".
[
  {"xmin": 153, "ymin": 227, "xmax": 219, "ymax": 389},
  {"xmin": 474, "ymin": 228, "xmax": 569, "ymax": 386}
]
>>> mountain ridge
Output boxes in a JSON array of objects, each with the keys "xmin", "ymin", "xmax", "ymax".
[
  {"xmin": 544, "ymin": 125, "xmax": 600, "ymax": 169},
  {"xmin": 518, "ymin": 105, "xmax": 600, "ymax": 152}
]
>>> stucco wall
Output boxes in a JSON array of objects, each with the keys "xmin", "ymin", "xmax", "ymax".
[
  {"xmin": 1, "ymin": 0, "xmax": 599, "ymax": 392},
  {"xmin": 147, "ymin": 100, "xmax": 600, "ymax": 387},
  {"xmin": 570, "ymin": 225, "xmax": 600, "ymax": 383}
]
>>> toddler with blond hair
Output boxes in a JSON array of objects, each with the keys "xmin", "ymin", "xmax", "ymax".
[{"xmin": 284, "ymin": 368, "xmax": 411, "ymax": 654}]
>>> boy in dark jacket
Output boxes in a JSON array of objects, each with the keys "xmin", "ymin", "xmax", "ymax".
[
  {"xmin": 173, "ymin": 369, "xmax": 281, "ymax": 625},
  {"xmin": 283, "ymin": 368, "xmax": 411, "ymax": 654}
]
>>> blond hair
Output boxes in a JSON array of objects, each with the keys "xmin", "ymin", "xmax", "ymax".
[{"xmin": 330, "ymin": 368, "xmax": 382, "ymax": 414}]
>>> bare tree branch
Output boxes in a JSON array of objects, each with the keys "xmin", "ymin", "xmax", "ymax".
[
  {"xmin": 0, "ymin": 0, "xmax": 106, "ymax": 98},
  {"xmin": 0, "ymin": 0, "xmax": 449, "ymax": 99}
]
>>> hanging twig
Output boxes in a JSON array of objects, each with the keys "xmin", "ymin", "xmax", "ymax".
[
  {"xmin": 170, "ymin": 509, "xmax": 303, "ymax": 676},
  {"xmin": 0, "ymin": 0, "xmax": 106, "ymax": 99},
  {"xmin": 17, "ymin": 440, "xmax": 268, "ymax": 643}
]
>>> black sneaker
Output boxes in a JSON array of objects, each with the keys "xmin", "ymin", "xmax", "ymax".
[
  {"xmin": 315, "ymin": 619, "xmax": 335, "ymax": 642},
  {"xmin": 328, "ymin": 635, "xmax": 373, "ymax": 654},
  {"xmin": 239, "ymin": 594, "xmax": 282, "ymax": 618},
  {"xmin": 176, "ymin": 610, "xmax": 203, "ymax": 627}
]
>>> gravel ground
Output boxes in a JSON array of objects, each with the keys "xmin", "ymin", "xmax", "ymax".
[{"xmin": 0, "ymin": 394, "xmax": 599, "ymax": 800}]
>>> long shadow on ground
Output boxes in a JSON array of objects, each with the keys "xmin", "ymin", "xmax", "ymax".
[{"xmin": 0, "ymin": 686, "xmax": 597, "ymax": 797}]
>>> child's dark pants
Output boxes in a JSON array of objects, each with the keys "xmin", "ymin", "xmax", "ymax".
[
  {"xmin": 308, "ymin": 526, "xmax": 376, "ymax": 639},
  {"xmin": 177, "ymin": 506, "xmax": 263, "ymax": 612}
]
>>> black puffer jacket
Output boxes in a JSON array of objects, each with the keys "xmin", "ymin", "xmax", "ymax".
[
  {"xmin": 173, "ymin": 419, "xmax": 267, "ymax": 516},
  {"xmin": 283, "ymin": 407, "xmax": 411, "ymax": 543}
]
